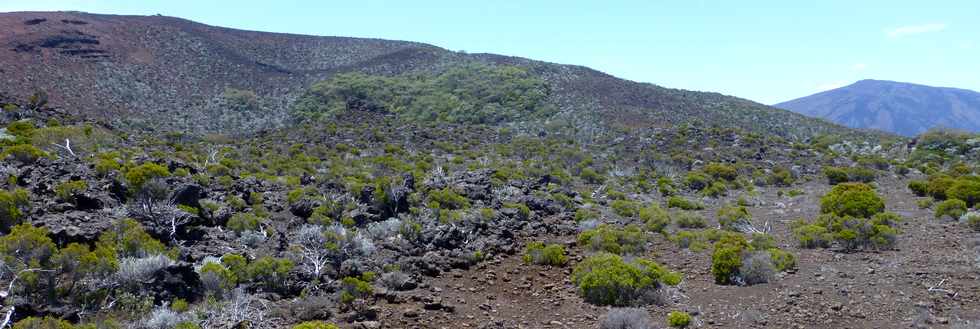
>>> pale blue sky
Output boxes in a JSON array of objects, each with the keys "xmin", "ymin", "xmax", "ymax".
[{"xmin": 2, "ymin": 0, "xmax": 977, "ymax": 104}]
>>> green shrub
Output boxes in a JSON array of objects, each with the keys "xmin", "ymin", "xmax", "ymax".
[
  {"xmin": 639, "ymin": 204, "xmax": 670, "ymax": 233},
  {"xmin": 577, "ymin": 224, "xmax": 646, "ymax": 255},
  {"xmin": 926, "ymin": 175, "xmax": 957, "ymax": 200},
  {"xmin": 2, "ymin": 144, "xmax": 47, "ymax": 164},
  {"xmin": 671, "ymin": 230, "xmax": 702, "ymax": 249},
  {"xmin": 227, "ymin": 212, "xmax": 263, "ymax": 232},
  {"xmin": 97, "ymin": 218, "xmax": 172, "ymax": 258},
  {"xmin": 54, "ymin": 180, "xmax": 87, "ymax": 204},
  {"xmin": 819, "ymin": 183, "xmax": 884, "ymax": 218},
  {"xmin": 792, "ymin": 221, "xmax": 832, "ymax": 248},
  {"xmin": 523, "ymin": 242, "xmax": 567, "ymax": 266},
  {"xmin": 935, "ymin": 199, "xmax": 967, "ymax": 220},
  {"xmin": 793, "ymin": 212, "xmax": 902, "ymax": 251},
  {"xmin": 700, "ymin": 181, "xmax": 728, "ymax": 197},
  {"xmin": 12, "ymin": 316, "xmax": 79, "ymax": 329},
  {"xmin": 0, "ymin": 223, "xmax": 57, "ymax": 268},
  {"xmin": 947, "ymin": 179, "xmax": 980, "ymax": 207},
  {"xmin": 966, "ymin": 214, "xmax": 980, "ymax": 232},
  {"xmin": 291, "ymin": 321, "xmax": 339, "ymax": 329},
  {"xmin": 0, "ymin": 188, "xmax": 30, "ymax": 232},
  {"xmin": 428, "ymin": 188, "xmax": 470, "ymax": 210},
  {"xmin": 611, "ymin": 199, "xmax": 641, "ymax": 217},
  {"xmin": 340, "ymin": 274, "xmax": 374, "ymax": 304},
  {"xmin": 674, "ymin": 211, "xmax": 706, "ymax": 229},
  {"xmin": 574, "ymin": 207, "xmax": 599, "ymax": 222},
  {"xmin": 571, "ymin": 253, "xmax": 681, "ymax": 306},
  {"xmin": 908, "ymin": 180, "xmax": 928, "ymax": 197},
  {"xmin": 247, "ymin": 256, "xmax": 294, "ymax": 291},
  {"xmin": 748, "ymin": 233, "xmax": 776, "ymax": 250},
  {"xmin": 657, "ymin": 177, "xmax": 676, "ymax": 196},
  {"xmin": 767, "ymin": 167, "xmax": 795, "ymax": 186},
  {"xmin": 667, "ymin": 196, "xmax": 703, "ymax": 210},
  {"xmin": 684, "ymin": 172, "xmax": 710, "ymax": 191},
  {"xmin": 917, "ymin": 198, "xmax": 934, "ymax": 209},
  {"xmin": 705, "ymin": 163, "xmax": 738, "ymax": 181},
  {"xmin": 823, "ymin": 166, "xmax": 849, "ymax": 185},
  {"xmin": 125, "ymin": 163, "xmax": 170, "ymax": 190},
  {"xmin": 717, "ymin": 204, "xmax": 752, "ymax": 231},
  {"xmin": 667, "ymin": 310, "xmax": 692, "ymax": 328},
  {"xmin": 847, "ymin": 167, "xmax": 877, "ymax": 183},
  {"xmin": 768, "ymin": 248, "xmax": 796, "ymax": 272},
  {"xmin": 711, "ymin": 233, "xmax": 748, "ymax": 285},
  {"xmin": 503, "ymin": 202, "xmax": 531, "ymax": 220},
  {"xmin": 95, "ymin": 157, "xmax": 122, "ymax": 177}
]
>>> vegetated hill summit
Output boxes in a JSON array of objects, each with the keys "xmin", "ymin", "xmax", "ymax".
[
  {"xmin": 0, "ymin": 11, "xmax": 856, "ymax": 139},
  {"xmin": 776, "ymin": 79, "xmax": 980, "ymax": 136}
]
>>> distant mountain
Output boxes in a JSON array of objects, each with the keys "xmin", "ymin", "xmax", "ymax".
[
  {"xmin": 0, "ymin": 11, "xmax": 859, "ymax": 139},
  {"xmin": 776, "ymin": 80, "xmax": 980, "ymax": 136}
]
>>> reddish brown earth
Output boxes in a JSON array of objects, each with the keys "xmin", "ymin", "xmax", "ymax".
[{"xmin": 375, "ymin": 175, "xmax": 980, "ymax": 329}]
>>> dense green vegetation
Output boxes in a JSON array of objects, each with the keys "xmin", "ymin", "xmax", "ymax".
[{"xmin": 293, "ymin": 63, "xmax": 554, "ymax": 124}]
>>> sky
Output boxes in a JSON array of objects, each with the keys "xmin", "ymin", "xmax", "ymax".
[{"xmin": 2, "ymin": 0, "xmax": 977, "ymax": 104}]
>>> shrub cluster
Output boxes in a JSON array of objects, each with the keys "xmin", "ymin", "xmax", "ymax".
[
  {"xmin": 667, "ymin": 310, "xmax": 692, "ymax": 328},
  {"xmin": 822, "ymin": 166, "xmax": 876, "ymax": 185},
  {"xmin": 577, "ymin": 225, "xmax": 647, "ymax": 255},
  {"xmin": 819, "ymin": 183, "xmax": 884, "ymax": 218},
  {"xmin": 0, "ymin": 188, "xmax": 30, "ymax": 232},
  {"xmin": 523, "ymin": 242, "xmax": 568, "ymax": 266},
  {"xmin": 711, "ymin": 232, "xmax": 795, "ymax": 285},
  {"xmin": 792, "ymin": 212, "xmax": 901, "ymax": 251},
  {"xmin": 666, "ymin": 196, "xmax": 704, "ymax": 210},
  {"xmin": 571, "ymin": 253, "xmax": 681, "ymax": 306}
]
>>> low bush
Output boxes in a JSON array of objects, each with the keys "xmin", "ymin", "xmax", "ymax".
[
  {"xmin": 428, "ymin": 188, "xmax": 470, "ymax": 210},
  {"xmin": 0, "ymin": 188, "xmax": 30, "ymax": 232},
  {"xmin": 705, "ymin": 162, "xmax": 738, "ymax": 181},
  {"xmin": 700, "ymin": 181, "xmax": 728, "ymax": 197},
  {"xmin": 2, "ymin": 144, "xmax": 47, "ymax": 164},
  {"xmin": 292, "ymin": 321, "xmax": 340, "ymax": 329},
  {"xmin": 339, "ymin": 272, "xmax": 374, "ymax": 304},
  {"xmin": 917, "ymin": 198, "xmax": 934, "ymax": 209},
  {"xmin": 523, "ymin": 242, "xmax": 567, "ymax": 266},
  {"xmin": 739, "ymin": 251, "xmax": 775, "ymax": 285},
  {"xmin": 577, "ymin": 225, "xmax": 646, "ymax": 255},
  {"xmin": 125, "ymin": 163, "xmax": 171, "ymax": 191},
  {"xmin": 966, "ymin": 214, "xmax": 980, "ymax": 232},
  {"xmin": 599, "ymin": 308, "xmax": 652, "ymax": 329},
  {"xmin": 674, "ymin": 211, "xmax": 706, "ymax": 229},
  {"xmin": 711, "ymin": 232, "xmax": 794, "ymax": 285},
  {"xmin": 935, "ymin": 199, "xmax": 967, "ymax": 220},
  {"xmin": 639, "ymin": 204, "xmax": 670, "ymax": 233},
  {"xmin": 54, "ymin": 180, "xmax": 88, "ymax": 204},
  {"xmin": 792, "ymin": 212, "xmax": 902, "ymax": 251},
  {"xmin": 711, "ymin": 233, "xmax": 748, "ymax": 285},
  {"xmin": 684, "ymin": 172, "xmax": 710, "ymax": 191},
  {"xmin": 571, "ymin": 253, "xmax": 681, "ymax": 306},
  {"xmin": 947, "ymin": 179, "xmax": 980, "ymax": 207},
  {"xmin": 926, "ymin": 175, "xmax": 957, "ymax": 200},
  {"xmin": 823, "ymin": 166, "xmax": 876, "ymax": 185},
  {"xmin": 667, "ymin": 310, "xmax": 692, "ymax": 328},
  {"xmin": 819, "ymin": 183, "xmax": 884, "ymax": 218},
  {"xmin": 667, "ymin": 196, "xmax": 703, "ymax": 210},
  {"xmin": 611, "ymin": 200, "xmax": 641, "ymax": 217},
  {"xmin": 908, "ymin": 180, "xmax": 928, "ymax": 197},
  {"xmin": 717, "ymin": 204, "xmax": 752, "ymax": 232},
  {"xmin": 822, "ymin": 166, "xmax": 849, "ymax": 185},
  {"xmin": 227, "ymin": 212, "xmax": 263, "ymax": 232}
]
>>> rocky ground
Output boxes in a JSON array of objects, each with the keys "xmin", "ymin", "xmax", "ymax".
[{"xmin": 376, "ymin": 175, "xmax": 980, "ymax": 329}]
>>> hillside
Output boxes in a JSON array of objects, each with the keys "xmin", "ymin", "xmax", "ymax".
[
  {"xmin": 776, "ymin": 79, "xmax": 980, "ymax": 136},
  {"xmin": 14, "ymin": 10, "xmax": 980, "ymax": 329},
  {"xmin": 0, "ymin": 11, "xmax": 858, "ymax": 139}
]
